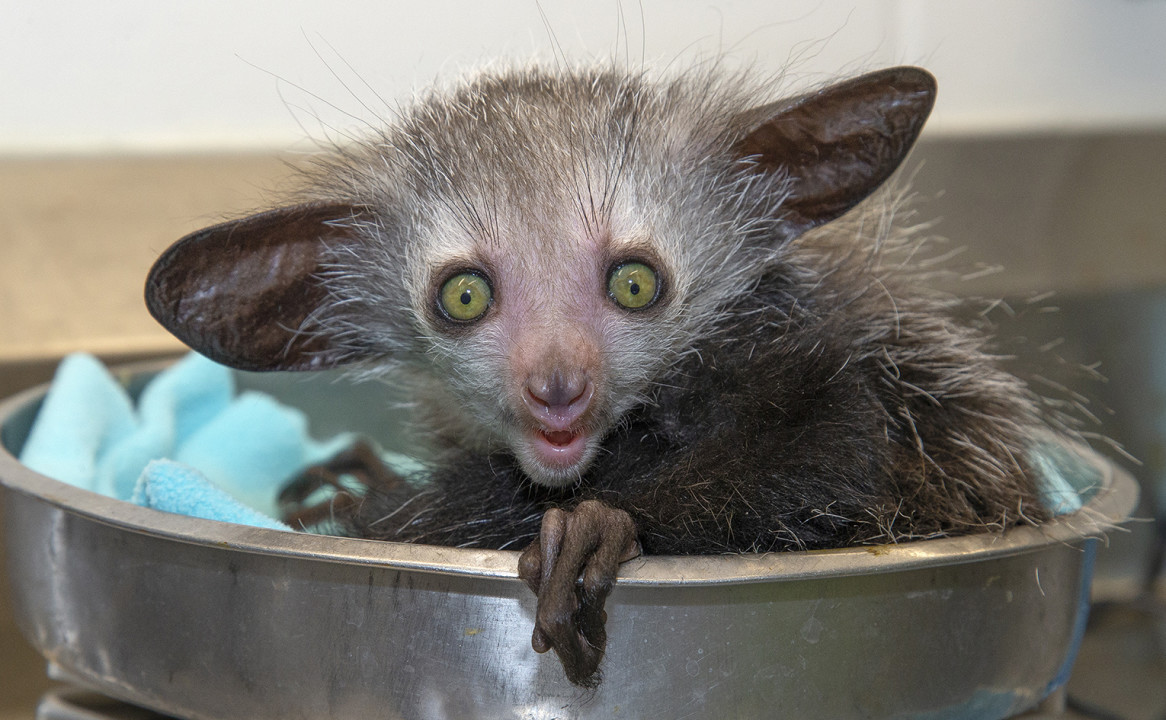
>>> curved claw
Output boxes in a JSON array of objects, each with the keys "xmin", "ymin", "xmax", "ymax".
[{"xmin": 517, "ymin": 500, "xmax": 641, "ymax": 687}]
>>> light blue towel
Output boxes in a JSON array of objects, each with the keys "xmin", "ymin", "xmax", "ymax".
[
  {"xmin": 19, "ymin": 353, "xmax": 139, "ymax": 492},
  {"xmin": 20, "ymin": 353, "xmax": 353, "ymax": 530},
  {"xmin": 131, "ymin": 459, "xmax": 292, "ymax": 531}
]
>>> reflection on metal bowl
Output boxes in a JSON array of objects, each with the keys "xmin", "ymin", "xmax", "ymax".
[{"xmin": 0, "ymin": 366, "xmax": 1137, "ymax": 720}]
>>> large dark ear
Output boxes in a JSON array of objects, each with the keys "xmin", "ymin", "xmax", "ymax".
[
  {"xmin": 145, "ymin": 203, "xmax": 371, "ymax": 372},
  {"xmin": 733, "ymin": 66, "xmax": 936, "ymax": 239}
]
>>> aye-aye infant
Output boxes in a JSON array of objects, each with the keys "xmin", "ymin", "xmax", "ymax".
[{"xmin": 146, "ymin": 63, "xmax": 1055, "ymax": 686}]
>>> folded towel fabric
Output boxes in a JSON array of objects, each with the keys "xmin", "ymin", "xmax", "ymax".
[
  {"xmin": 19, "ymin": 353, "xmax": 354, "ymax": 530},
  {"xmin": 18, "ymin": 353, "xmax": 139, "ymax": 494},
  {"xmin": 131, "ymin": 459, "xmax": 294, "ymax": 531}
]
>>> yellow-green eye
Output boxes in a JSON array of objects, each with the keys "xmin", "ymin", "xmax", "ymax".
[
  {"xmin": 439, "ymin": 272, "xmax": 492, "ymax": 321},
  {"xmin": 608, "ymin": 262, "xmax": 659, "ymax": 310}
]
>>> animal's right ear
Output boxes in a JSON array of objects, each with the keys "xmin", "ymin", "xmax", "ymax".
[
  {"xmin": 145, "ymin": 203, "xmax": 372, "ymax": 372},
  {"xmin": 733, "ymin": 66, "xmax": 936, "ymax": 241}
]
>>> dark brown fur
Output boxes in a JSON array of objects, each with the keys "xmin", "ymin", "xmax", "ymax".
[
  {"xmin": 147, "ymin": 63, "xmax": 1054, "ymax": 688},
  {"xmin": 347, "ymin": 262, "xmax": 1049, "ymax": 554}
]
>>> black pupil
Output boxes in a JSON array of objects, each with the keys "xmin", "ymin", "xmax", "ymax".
[
  {"xmin": 460, "ymin": 289, "xmax": 472, "ymax": 305},
  {"xmin": 629, "ymin": 282, "xmax": 640, "ymax": 295}
]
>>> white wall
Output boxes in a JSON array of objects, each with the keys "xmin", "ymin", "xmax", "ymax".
[{"xmin": 4, "ymin": 0, "xmax": 1166, "ymax": 154}]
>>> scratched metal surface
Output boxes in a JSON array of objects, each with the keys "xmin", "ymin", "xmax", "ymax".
[{"xmin": 0, "ymin": 368, "xmax": 1138, "ymax": 720}]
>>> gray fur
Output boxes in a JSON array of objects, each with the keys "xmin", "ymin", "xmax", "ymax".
[
  {"xmin": 148, "ymin": 61, "xmax": 1064, "ymax": 688},
  {"xmin": 291, "ymin": 65, "xmax": 1047, "ymax": 534},
  {"xmin": 299, "ymin": 65, "xmax": 848, "ymax": 460}
]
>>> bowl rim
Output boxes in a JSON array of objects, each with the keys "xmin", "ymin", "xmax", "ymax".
[{"xmin": 0, "ymin": 362, "xmax": 1139, "ymax": 588}]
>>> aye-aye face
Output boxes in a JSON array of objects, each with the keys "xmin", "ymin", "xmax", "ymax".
[
  {"xmin": 342, "ymin": 69, "xmax": 801, "ymax": 487},
  {"xmin": 144, "ymin": 65, "xmax": 935, "ymax": 489},
  {"xmin": 400, "ymin": 179, "xmax": 701, "ymax": 488}
]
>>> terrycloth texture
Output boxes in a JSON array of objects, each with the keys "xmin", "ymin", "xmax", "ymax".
[
  {"xmin": 20, "ymin": 353, "xmax": 353, "ymax": 530},
  {"xmin": 18, "ymin": 353, "xmax": 140, "ymax": 493},
  {"xmin": 131, "ymin": 459, "xmax": 293, "ymax": 531}
]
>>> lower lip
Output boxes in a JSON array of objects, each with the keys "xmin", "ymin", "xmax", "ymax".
[{"xmin": 529, "ymin": 428, "xmax": 588, "ymax": 468}]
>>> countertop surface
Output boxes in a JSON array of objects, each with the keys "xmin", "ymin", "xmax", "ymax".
[
  {"xmin": 0, "ymin": 154, "xmax": 298, "ymax": 363},
  {"xmin": 3, "ymin": 133, "xmax": 1166, "ymax": 367}
]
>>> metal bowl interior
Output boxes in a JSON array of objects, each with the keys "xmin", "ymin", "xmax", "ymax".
[{"xmin": 0, "ymin": 364, "xmax": 1139, "ymax": 720}]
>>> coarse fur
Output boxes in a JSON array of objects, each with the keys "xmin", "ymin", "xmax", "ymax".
[
  {"xmin": 146, "ymin": 61, "xmax": 1059, "ymax": 686},
  {"xmin": 284, "ymin": 64, "xmax": 1050, "ymax": 550},
  {"xmin": 297, "ymin": 65, "xmax": 801, "ymax": 478},
  {"xmin": 337, "ymin": 206, "xmax": 1051, "ymax": 554}
]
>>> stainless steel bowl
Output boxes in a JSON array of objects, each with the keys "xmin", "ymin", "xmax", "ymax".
[{"xmin": 0, "ymin": 366, "xmax": 1138, "ymax": 720}]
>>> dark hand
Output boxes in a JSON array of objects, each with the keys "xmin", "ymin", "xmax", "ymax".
[
  {"xmin": 517, "ymin": 500, "xmax": 641, "ymax": 687},
  {"xmin": 278, "ymin": 440, "xmax": 399, "ymax": 528}
]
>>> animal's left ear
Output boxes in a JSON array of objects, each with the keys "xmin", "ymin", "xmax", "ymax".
[
  {"xmin": 145, "ymin": 203, "xmax": 372, "ymax": 372},
  {"xmin": 733, "ymin": 66, "xmax": 936, "ymax": 239}
]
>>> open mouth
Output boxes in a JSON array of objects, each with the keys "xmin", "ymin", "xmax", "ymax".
[
  {"xmin": 528, "ymin": 427, "xmax": 588, "ymax": 470},
  {"xmin": 541, "ymin": 429, "xmax": 578, "ymax": 447}
]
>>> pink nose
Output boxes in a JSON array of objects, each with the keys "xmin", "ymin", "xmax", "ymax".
[{"xmin": 523, "ymin": 370, "xmax": 593, "ymax": 430}]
